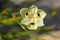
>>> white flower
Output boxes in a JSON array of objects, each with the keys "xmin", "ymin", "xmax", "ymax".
[{"xmin": 20, "ymin": 5, "xmax": 46, "ymax": 30}]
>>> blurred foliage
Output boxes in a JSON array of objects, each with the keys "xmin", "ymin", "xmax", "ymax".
[
  {"xmin": 51, "ymin": 5, "xmax": 60, "ymax": 17},
  {"xmin": 29, "ymin": 34, "xmax": 45, "ymax": 40},
  {"xmin": 1, "ymin": 16, "xmax": 21, "ymax": 25},
  {"xmin": 27, "ymin": 0, "xmax": 39, "ymax": 3}
]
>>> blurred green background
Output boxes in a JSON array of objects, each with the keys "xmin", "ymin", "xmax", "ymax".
[{"xmin": 0, "ymin": 0, "xmax": 60, "ymax": 40}]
